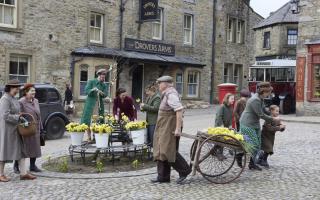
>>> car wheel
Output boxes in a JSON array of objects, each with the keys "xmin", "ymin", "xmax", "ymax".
[{"xmin": 45, "ymin": 116, "xmax": 66, "ymax": 140}]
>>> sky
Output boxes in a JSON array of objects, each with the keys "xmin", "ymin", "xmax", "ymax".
[{"xmin": 250, "ymin": 0, "xmax": 290, "ymax": 18}]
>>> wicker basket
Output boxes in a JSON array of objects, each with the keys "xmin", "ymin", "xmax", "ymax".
[{"xmin": 17, "ymin": 113, "xmax": 37, "ymax": 137}]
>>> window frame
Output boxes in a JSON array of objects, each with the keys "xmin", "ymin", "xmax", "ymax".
[
  {"xmin": 183, "ymin": 14, "xmax": 194, "ymax": 45},
  {"xmin": 79, "ymin": 65, "xmax": 89, "ymax": 99},
  {"xmin": 236, "ymin": 19, "xmax": 245, "ymax": 44},
  {"xmin": 175, "ymin": 71, "xmax": 184, "ymax": 96},
  {"xmin": 287, "ymin": 29, "xmax": 298, "ymax": 46},
  {"xmin": 152, "ymin": 8, "xmax": 164, "ymax": 40},
  {"xmin": 187, "ymin": 71, "xmax": 200, "ymax": 98},
  {"xmin": 0, "ymin": 0, "xmax": 17, "ymax": 28},
  {"xmin": 263, "ymin": 31, "xmax": 271, "ymax": 49},
  {"xmin": 9, "ymin": 55, "xmax": 30, "ymax": 84},
  {"xmin": 89, "ymin": 12, "xmax": 104, "ymax": 44}
]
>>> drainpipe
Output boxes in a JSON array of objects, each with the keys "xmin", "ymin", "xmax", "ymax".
[
  {"xmin": 210, "ymin": 0, "xmax": 217, "ymax": 104},
  {"xmin": 120, "ymin": 0, "xmax": 125, "ymax": 50}
]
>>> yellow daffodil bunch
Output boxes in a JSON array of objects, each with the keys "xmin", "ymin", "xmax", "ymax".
[
  {"xmin": 121, "ymin": 113, "xmax": 130, "ymax": 123},
  {"xmin": 105, "ymin": 114, "xmax": 117, "ymax": 125},
  {"xmin": 136, "ymin": 98, "xmax": 141, "ymax": 103},
  {"xmin": 66, "ymin": 123, "xmax": 89, "ymax": 132},
  {"xmin": 91, "ymin": 123, "xmax": 113, "ymax": 134},
  {"xmin": 207, "ymin": 127, "xmax": 244, "ymax": 141},
  {"xmin": 125, "ymin": 121, "xmax": 147, "ymax": 131}
]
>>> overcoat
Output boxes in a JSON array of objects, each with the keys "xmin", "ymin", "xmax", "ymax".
[
  {"xmin": 19, "ymin": 97, "xmax": 42, "ymax": 158},
  {"xmin": 142, "ymin": 93, "xmax": 161, "ymax": 125},
  {"xmin": 0, "ymin": 93, "xmax": 24, "ymax": 161},
  {"xmin": 80, "ymin": 79, "xmax": 107, "ymax": 125},
  {"xmin": 261, "ymin": 120, "xmax": 282, "ymax": 154}
]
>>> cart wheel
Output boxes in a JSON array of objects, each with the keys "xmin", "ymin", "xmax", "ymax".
[{"xmin": 196, "ymin": 134, "xmax": 247, "ymax": 184}]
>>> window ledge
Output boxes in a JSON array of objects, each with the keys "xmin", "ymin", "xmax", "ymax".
[
  {"xmin": 183, "ymin": 0, "xmax": 196, "ymax": 5},
  {"xmin": 0, "ymin": 26, "xmax": 23, "ymax": 33},
  {"xmin": 308, "ymin": 98, "xmax": 320, "ymax": 102},
  {"xmin": 262, "ymin": 47, "xmax": 271, "ymax": 50},
  {"xmin": 182, "ymin": 97, "xmax": 201, "ymax": 101},
  {"xmin": 182, "ymin": 44, "xmax": 195, "ymax": 48},
  {"xmin": 89, "ymin": 42, "xmax": 104, "ymax": 47}
]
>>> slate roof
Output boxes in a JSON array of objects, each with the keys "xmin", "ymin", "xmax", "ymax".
[
  {"xmin": 72, "ymin": 46, "xmax": 205, "ymax": 67},
  {"xmin": 254, "ymin": 1, "xmax": 299, "ymax": 29}
]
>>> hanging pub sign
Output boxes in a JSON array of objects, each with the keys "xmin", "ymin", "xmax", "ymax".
[
  {"xmin": 125, "ymin": 38, "xmax": 175, "ymax": 56},
  {"xmin": 140, "ymin": 0, "xmax": 159, "ymax": 21}
]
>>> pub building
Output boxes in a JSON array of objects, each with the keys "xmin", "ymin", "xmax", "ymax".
[{"xmin": 71, "ymin": 38, "xmax": 205, "ymax": 105}]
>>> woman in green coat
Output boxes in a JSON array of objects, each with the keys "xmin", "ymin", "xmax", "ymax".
[
  {"xmin": 80, "ymin": 69, "xmax": 108, "ymax": 141},
  {"xmin": 141, "ymin": 84, "xmax": 161, "ymax": 146}
]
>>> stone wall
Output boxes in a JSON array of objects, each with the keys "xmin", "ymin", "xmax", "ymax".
[{"xmin": 296, "ymin": 0, "xmax": 320, "ymax": 116}]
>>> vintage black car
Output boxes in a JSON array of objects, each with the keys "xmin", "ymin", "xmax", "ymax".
[{"xmin": 0, "ymin": 83, "xmax": 69, "ymax": 140}]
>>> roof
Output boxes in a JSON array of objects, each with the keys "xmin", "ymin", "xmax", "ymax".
[
  {"xmin": 72, "ymin": 46, "xmax": 205, "ymax": 67},
  {"xmin": 254, "ymin": 1, "xmax": 298, "ymax": 29},
  {"xmin": 251, "ymin": 59, "xmax": 296, "ymax": 68}
]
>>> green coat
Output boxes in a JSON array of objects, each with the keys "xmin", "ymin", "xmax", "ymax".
[
  {"xmin": 215, "ymin": 104, "xmax": 233, "ymax": 128},
  {"xmin": 142, "ymin": 93, "xmax": 161, "ymax": 125},
  {"xmin": 80, "ymin": 79, "xmax": 107, "ymax": 125}
]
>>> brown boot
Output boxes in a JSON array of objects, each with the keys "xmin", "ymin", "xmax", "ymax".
[
  {"xmin": 20, "ymin": 173, "xmax": 37, "ymax": 180},
  {"xmin": 0, "ymin": 175, "xmax": 10, "ymax": 182}
]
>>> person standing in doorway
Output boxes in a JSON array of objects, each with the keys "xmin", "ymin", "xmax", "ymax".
[
  {"xmin": 64, "ymin": 83, "xmax": 74, "ymax": 117},
  {"xmin": 151, "ymin": 76, "xmax": 191, "ymax": 184},
  {"xmin": 80, "ymin": 69, "xmax": 108, "ymax": 142}
]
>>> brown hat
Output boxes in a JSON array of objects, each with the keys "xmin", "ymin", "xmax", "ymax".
[
  {"xmin": 22, "ymin": 83, "xmax": 34, "ymax": 92},
  {"xmin": 96, "ymin": 69, "xmax": 107, "ymax": 75},
  {"xmin": 257, "ymin": 82, "xmax": 271, "ymax": 89},
  {"xmin": 240, "ymin": 89, "xmax": 251, "ymax": 98},
  {"xmin": 5, "ymin": 79, "xmax": 22, "ymax": 87}
]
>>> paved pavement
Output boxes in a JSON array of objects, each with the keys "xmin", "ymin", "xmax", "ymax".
[{"xmin": 0, "ymin": 109, "xmax": 320, "ymax": 200}]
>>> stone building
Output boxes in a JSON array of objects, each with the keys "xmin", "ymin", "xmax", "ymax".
[
  {"xmin": 0, "ymin": 0, "xmax": 261, "ymax": 114},
  {"xmin": 251, "ymin": 1, "xmax": 298, "ymax": 114},
  {"xmin": 296, "ymin": 0, "xmax": 320, "ymax": 115}
]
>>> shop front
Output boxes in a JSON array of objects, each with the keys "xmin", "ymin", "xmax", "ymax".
[{"xmin": 71, "ymin": 38, "xmax": 205, "ymax": 115}]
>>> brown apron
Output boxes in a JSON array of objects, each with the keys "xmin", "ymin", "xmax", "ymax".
[{"xmin": 153, "ymin": 110, "xmax": 177, "ymax": 163}]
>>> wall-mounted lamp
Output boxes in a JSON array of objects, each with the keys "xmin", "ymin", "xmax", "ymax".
[{"xmin": 290, "ymin": 0, "xmax": 300, "ymax": 14}]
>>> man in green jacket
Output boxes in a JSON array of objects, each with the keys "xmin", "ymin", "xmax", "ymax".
[
  {"xmin": 140, "ymin": 84, "xmax": 161, "ymax": 147},
  {"xmin": 80, "ymin": 69, "xmax": 108, "ymax": 141}
]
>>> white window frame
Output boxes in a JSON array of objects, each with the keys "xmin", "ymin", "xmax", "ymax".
[
  {"xmin": 287, "ymin": 29, "xmax": 298, "ymax": 45},
  {"xmin": 79, "ymin": 66, "xmax": 89, "ymax": 98},
  {"xmin": 9, "ymin": 55, "xmax": 30, "ymax": 83},
  {"xmin": 175, "ymin": 72, "xmax": 184, "ymax": 95},
  {"xmin": 90, "ymin": 12, "xmax": 104, "ymax": 44},
  {"xmin": 152, "ymin": 8, "xmax": 163, "ymax": 40},
  {"xmin": 187, "ymin": 71, "xmax": 199, "ymax": 98},
  {"xmin": 236, "ymin": 19, "xmax": 245, "ymax": 44},
  {"xmin": 263, "ymin": 31, "xmax": 271, "ymax": 49},
  {"xmin": 183, "ymin": 14, "xmax": 193, "ymax": 45},
  {"xmin": 0, "ymin": 0, "xmax": 17, "ymax": 28},
  {"xmin": 227, "ymin": 17, "xmax": 235, "ymax": 42}
]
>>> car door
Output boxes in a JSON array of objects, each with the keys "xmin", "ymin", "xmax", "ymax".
[
  {"xmin": 47, "ymin": 88, "xmax": 64, "ymax": 113},
  {"xmin": 35, "ymin": 88, "xmax": 49, "ymax": 123}
]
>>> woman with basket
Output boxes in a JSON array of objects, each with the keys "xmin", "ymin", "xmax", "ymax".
[
  {"xmin": 14, "ymin": 83, "xmax": 43, "ymax": 173},
  {"xmin": 0, "ymin": 79, "xmax": 36, "ymax": 182}
]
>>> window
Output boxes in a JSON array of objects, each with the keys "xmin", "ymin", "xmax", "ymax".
[
  {"xmin": 175, "ymin": 72, "xmax": 184, "ymax": 95},
  {"xmin": 0, "ymin": 0, "xmax": 17, "ymax": 28},
  {"xmin": 234, "ymin": 64, "xmax": 243, "ymax": 87},
  {"xmin": 95, "ymin": 66, "xmax": 110, "ymax": 97},
  {"xmin": 223, "ymin": 63, "xmax": 233, "ymax": 83},
  {"xmin": 90, "ymin": 13, "xmax": 103, "ymax": 44},
  {"xmin": 227, "ymin": 17, "xmax": 235, "ymax": 42},
  {"xmin": 48, "ymin": 88, "xmax": 60, "ymax": 103},
  {"xmin": 263, "ymin": 32, "xmax": 271, "ymax": 49},
  {"xmin": 152, "ymin": 8, "xmax": 163, "ymax": 40},
  {"xmin": 183, "ymin": 14, "xmax": 193, "ymax": 45},
  {"xmin": 187, "ymin": 71, "xmax": 199, "ymax": 97},
  {"xmin": 35, "ymin": 89, "xmax": 47, "ymax": 104},
  {"xmin": 9, "ymin": 55, "xmax": 30, "ymax": 83},
  {"xmin": 79, "ymin": 65, "xmax": 88, "ymax": 96},
  {"xmin": 236, "ymin": 20, "xmax": 245, "ymax": 43},
  {"xmin": 313, "ymin": 64, "xmax": 320, "ymax": 99},
  {"xmin": 287, "ymin": 29, "xmax": 298, "ymax": 45}
]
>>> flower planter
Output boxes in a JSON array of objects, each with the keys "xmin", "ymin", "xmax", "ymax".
[
  {"xmin": 130, "ymin": 129, "xmax": 147, "ymax": 145},
  {"xmin": 70, "ymin": 132, "xmax": 84, "ymax": 146},
  {"xmin": 95, "ymin": 133, "xmax": 109, "ymax": 148}
]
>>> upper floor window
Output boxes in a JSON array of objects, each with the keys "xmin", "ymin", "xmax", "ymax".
[
  {"xmin": 287, "ymin": 29, "xmax": 298, "ymax": 45},
  {"xmin": 263, "ymin": 31, "xmax": 271, "ymax": 49},
  {"xmin": 9, "ymin": 55, "xmax": 30, "ymax": 83},
  {"xmin": 227, "ymin": 17, "xmax": 245, "ymax": 44},
  {"xmin": 90, "ymin": 13, "xmax": 103, "ymax": 44},
  {"xmin": 152, "ymin": 8, "xmax": 163, "ymax": 40},
  {"xmin": 0, "ymin": 0, "xmax": 17, "ymax": 28},
  {"xmin": 183, "ymin": 14, "xmax": 193, "ymax": 45}
]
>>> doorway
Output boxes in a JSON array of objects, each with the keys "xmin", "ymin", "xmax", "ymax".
[{"xmin": 131, "ymin": 64, "xmax": 144, "ymax": 101}]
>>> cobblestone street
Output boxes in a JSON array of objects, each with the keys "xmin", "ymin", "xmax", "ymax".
[{"xmin": 0, "ymin": 109, "xmax": 319, "ymax": 200}]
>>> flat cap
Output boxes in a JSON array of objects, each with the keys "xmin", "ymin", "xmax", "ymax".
[
  {"xmin": 96, "ymin": 69, "xmax": 107, "ymax": 75},
  {"xmin": 156, "ymin": 76, "xmax": 173, "ymax": 83},
  {"xmin": 257, "ymin": 82, "xmax": 271, "ymax": 88}
]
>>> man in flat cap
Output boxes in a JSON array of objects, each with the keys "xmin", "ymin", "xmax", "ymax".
[
  {"xmin": 151, "ymin": 75, "xmax": 191, "ymax": 184},
  {"xmin": 80, "ymin": 69, "xmax": 108, "ymax": 142}
]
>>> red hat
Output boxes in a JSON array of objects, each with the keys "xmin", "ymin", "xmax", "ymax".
[{"xmin": 22, "ymin": 83, "xmax": 34, "ymax": 92}]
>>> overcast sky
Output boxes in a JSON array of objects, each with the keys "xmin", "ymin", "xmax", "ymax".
[{"xmin": 250, "ymin": 0, "xmax": 290, "ymax": 18}]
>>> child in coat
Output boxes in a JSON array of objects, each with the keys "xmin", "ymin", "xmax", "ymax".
[{"xmin": 259, "ymin": 105, "xmax": 286, "ymax": 168}]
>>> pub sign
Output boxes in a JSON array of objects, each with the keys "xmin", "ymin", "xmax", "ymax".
[
  {"xmin": 140, "ymin": 0, "xmax": 159, "ymax": 21},
  {"xmin": 125, "ymin": 38, "xmax": 175, "ymax": 56}
]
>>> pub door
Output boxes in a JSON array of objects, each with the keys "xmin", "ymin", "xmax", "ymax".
[{"xmin": 132, "ymin": 64, "xmax": 144, "ymax": 101}]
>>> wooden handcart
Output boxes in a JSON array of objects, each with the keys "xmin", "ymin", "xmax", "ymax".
[{"xmin": 182, "ymin": 130, "xmax": 247, "ymax": 184}]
